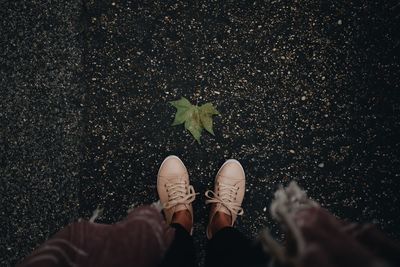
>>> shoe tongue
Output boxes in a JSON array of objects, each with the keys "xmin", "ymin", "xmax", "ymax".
[
  {"xmin": 174, "ymin": 204, "xmax": 188, "ymax": 212},
  {"xmin": 217, "ymin": 203, "xmax": 232, "ymax": 216}
]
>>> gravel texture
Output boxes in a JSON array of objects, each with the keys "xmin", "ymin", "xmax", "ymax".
[
  {"xmin": 0, "ymin": 1, "xmax": 84, "ymax": 265},
  {"xmin": 1, "ymin": 1, "xmax": 400, "ymax": 266}
]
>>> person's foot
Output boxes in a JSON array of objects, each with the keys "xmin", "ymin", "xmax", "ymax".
[
  {"xmin": 157, "ymin": 155, "xmax": 197, "ymax": 234},
  {"xmin": 205, "ymin": 159, "xmax": 246, "ymax": 239}
]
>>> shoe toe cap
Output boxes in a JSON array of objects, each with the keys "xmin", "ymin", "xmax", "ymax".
[
  {"xmin": 218, "ymin": 160, "xmax": 245, "ymax": 182},
  {"xmin": 158, "ymin": 156, "xmax": 188, "ymax": 178}
]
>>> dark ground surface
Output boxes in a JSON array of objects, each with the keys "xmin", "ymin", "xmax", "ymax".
[{"xmin": 1, "ymin": 0, "xmax": 400, "ymax": 266}]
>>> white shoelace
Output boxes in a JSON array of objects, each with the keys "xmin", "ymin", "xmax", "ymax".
[
  {"xmin": 164, "ymin": 181, "xmax": 197, "ymax": 209},
  {"xmin": 205, "ymin": 182, "xmax": 244, "ymax": 216}
]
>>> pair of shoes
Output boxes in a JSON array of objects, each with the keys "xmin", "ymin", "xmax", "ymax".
[{"xmin": 157, "ymin": 155, "xmax": 245, "ymax": 239}]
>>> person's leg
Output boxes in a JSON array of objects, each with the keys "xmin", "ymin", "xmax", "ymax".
[
  {"xmin": 205, "ymin": 214, "xmax": 268, "ymax": 267},
  {"xmin": 204, "ymin": 160, "xmax": 268, "ymax": 267},
  {"xmin": 157, "ymin": 156, "xmax": 198, "ymax": 267},
  {"xmin": 159, "ymin": 222, "xmax": 196, "ymax": 267}
]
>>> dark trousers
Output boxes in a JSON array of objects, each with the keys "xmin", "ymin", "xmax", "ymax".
[{"xmin": 160, "ymin": 224, "xmax": 268, "ymax": 267}]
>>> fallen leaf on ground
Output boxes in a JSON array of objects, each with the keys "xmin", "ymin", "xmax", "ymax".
[{"xmin": 170, "ymin": 97, "xmax": 219, "ymax": 143}]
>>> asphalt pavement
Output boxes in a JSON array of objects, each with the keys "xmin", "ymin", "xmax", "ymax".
[{"xmin": 1, "ymin": 1, "xmax": 399, "ymax": 266}]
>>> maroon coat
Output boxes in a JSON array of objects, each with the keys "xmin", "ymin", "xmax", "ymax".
[{"xmin": 17, "ymin": 206, "xmax": 175, "ymax": 267}]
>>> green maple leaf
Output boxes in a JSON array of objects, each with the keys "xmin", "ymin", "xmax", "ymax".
[{"xmin": 170, "ymin": 97, "xmax": 220, "ymax": 143}]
